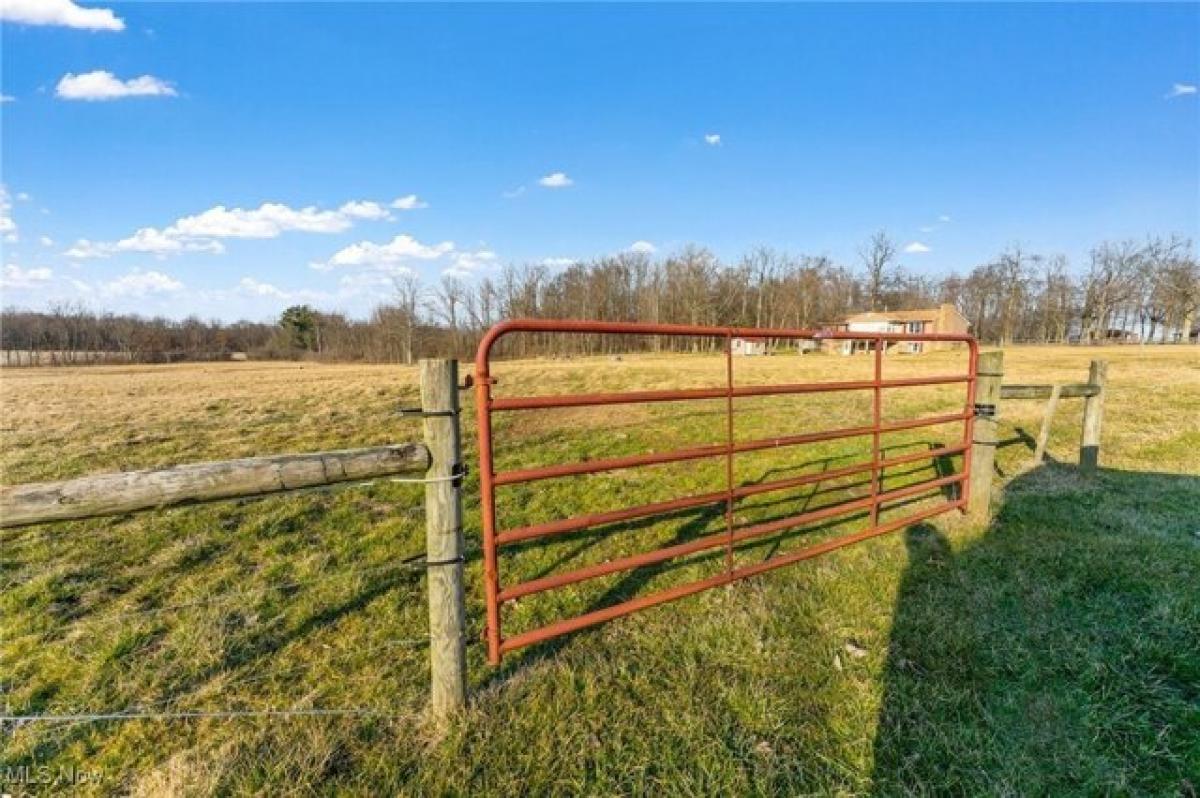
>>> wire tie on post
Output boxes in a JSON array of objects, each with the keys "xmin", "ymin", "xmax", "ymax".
[
  {"xmin": 425, "ymin": 554, "xmax": 464, "ymax": 568},
  {"xmin": 397, "ymin": 407, "xmax": 458, "ymax": 419}
]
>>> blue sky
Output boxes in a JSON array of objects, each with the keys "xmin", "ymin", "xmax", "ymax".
[{"xmin": 1, "ymin": 2, "xmax": 1197, "ymax": 321}]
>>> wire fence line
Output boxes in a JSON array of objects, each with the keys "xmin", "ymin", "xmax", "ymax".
[{"xmin": 2, "ymin": 634, "xmax": 439, "ymax": 728}]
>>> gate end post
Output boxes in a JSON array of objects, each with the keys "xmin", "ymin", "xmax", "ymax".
[
  {"xmin": 1079, "ymin": 359, "xmax": 1107, "ymax": 474},
  {"xmin": 419, "ymin": 358, "xmax": 467, "ymax": 721},
  {"xmin": 967, "ymin": 350, "xmax": 1004, "ymax": 523}
]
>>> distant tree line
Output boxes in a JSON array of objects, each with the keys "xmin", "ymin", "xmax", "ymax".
[{"xmin": 3, "ymin": 234, "xmax": 1197, "ymax": 366}]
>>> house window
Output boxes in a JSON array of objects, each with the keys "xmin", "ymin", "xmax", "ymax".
[{"xmin": 907, "ymin": 321, "xmax": 924, "ymax": 334}]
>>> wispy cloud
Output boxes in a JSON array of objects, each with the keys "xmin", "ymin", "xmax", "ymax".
[
  {"xmin": 0, "ymin": 185, "xmax": 17, "ymax": 241},
  {"xmin": 236, "ymin": 277, "xmax": 289, "ymax": 299},
  {"xmin": 629, "ymin": 240, "xmax": 657, "ymax": 254},
  {"xmin": 1166, "ymin": 82, "xmax": 1197, "ymax": 99},
  {"xmin": 704, "ymin": 133, "xmax": 722, "ymax": 146},
  {"xmin": 541, "ymin": 257, "xmax": 576, "ymax": 268},
  {"xmin": 502, "ymin": 186, "xmax": 526, "ymax": 199},
  {"xmin": 0, "ymin": 94, "xmax": 14, "ymax": 104},
  {"xmin": 66, "ymin": 197, "xmax": 402, "ymax": 259},
  {"xmin": 312, "ymin": 234, "xmax": 455, "ymax": 271},
  {"xmin": 1, "ymin": 0, "xmax": 124, "ymax": 31},
  {"xmin": 538, "ymin": 172, "xmax": 574, "ymax": 189},
  {"xmin": 904, "ymin": 241, "xmax": 931, "ymax": 254},
  {"xmin": 390, "ymin": 194, "xmax": 428, "ymax": 210},
  {"xmin": 56, "ymin": 71, "xmax": 176, "ymax": 101},
  {"xmin": 100, "ymin": 269, "xmax": 184, "ymax": 298},
  {"xmin": 1, "ymin": 263, "xmax": 53, "ymax": 290},
  {"xmin": 312, "ymin": 234, "xmax": 498, "ymax": 282}
]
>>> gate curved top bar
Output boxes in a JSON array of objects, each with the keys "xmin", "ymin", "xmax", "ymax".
[
  {"xmin": 474, "ymin": 318, "xmax": 979, "ymax": 380},
  {"xmin": 474, "ymin": 319, "xmax": 979, "ymax": 665}
]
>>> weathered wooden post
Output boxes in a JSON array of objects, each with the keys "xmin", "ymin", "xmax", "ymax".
[
  {"xmin": 968, "ymin": 350, "xmax": 1003, "ymax": 521},
  {"xmin": 1079, "ymin": 359, "xmax": 1107, "ymax": 474},
  {"xmin": 419, "ymin": 359, "xmax": 467, "ymax": 719}
]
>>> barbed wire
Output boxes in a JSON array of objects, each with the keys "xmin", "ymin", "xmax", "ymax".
[
  {"xmin": 1, "ymin": 635, "xmax": 436, "ymax": 729},
  {"xmin": 1, "ymin": 707, "xmax": 410, "ymax": 726}
]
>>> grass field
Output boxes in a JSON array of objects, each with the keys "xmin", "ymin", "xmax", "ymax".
[{"xmin": 2, "ymin": 345, "xmax": 1198, "ymax": 795}]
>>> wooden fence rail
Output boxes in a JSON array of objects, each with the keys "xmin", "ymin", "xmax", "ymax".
[
  {"xmin": 1, "ymin": 359, "xmax": 467, "ymax": 721},
  {"xmin": 969, "ymin": 356, "xmax": 1108, "ymax": 519},
  {"xmin": 0, "ymin": 444, "xmax": 430, "ymax": 529}
]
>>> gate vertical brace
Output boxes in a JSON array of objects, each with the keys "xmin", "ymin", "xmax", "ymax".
[
  {"xmin": 870, "ymin": 336, "xmax": 883, "ymax": 527},
  {"xmin": 421, "ymin": 358, "xmax": 467, "ymax": 718},
  {"xmin": 475, "ymin": 362, "xmax": 503, "ymax": 665},
  {"xmin": 724, "ymin": 331, "xmax": 735, "ymax": 578}
]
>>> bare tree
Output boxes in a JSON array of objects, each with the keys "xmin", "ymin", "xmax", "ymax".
[{"xmin": 859, "ymin": 231, "xmax": 896, "ymax": 311}]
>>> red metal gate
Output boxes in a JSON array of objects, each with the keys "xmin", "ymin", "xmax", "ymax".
[{"xmin": 475, "ymin": 320, "xmax": 978, "ymax": 664}]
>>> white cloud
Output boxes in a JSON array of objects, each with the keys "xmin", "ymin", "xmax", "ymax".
[
  {"xmin": 237, "ymin": 277, "xmax": 288, "ymax": 299},
  {"xmin": 541, "ymin": 257, "xmax": 576, "ymax": 268},
  {"xmin": 937, "ymin": 214, "xmax": 951, "ymax": 223},
  {"xmin": 68, "ymin": 197, "xmax": 399, "ymax": 260},
  {"xmin": 56, "ymin": 71, "xmax": 177, "ymax": 101},
  {"xmin": 0, "ymin": 95, "xmax": 14, "ymax": 103},
  {"xmin": 538, "ymin": 172, "xmax": 574, "ymax": 189},
  {"xmin": 314, "ymin": 234, "xmax": 456, "ymax": 270},
  {"xmin": 390, "ymin": 194, "xmax": 428, "ymax": 210},
  {"xmin": 502, "ymin": 186, "xmax": 526, "ymax": 199},
  {"xmin": 314, "ymin": 234, "xmax": 498, "ymax": 282},
  {"xmin": 704, "ymin": 133, "xmax": 722, "ymax": 146},
  {"xmin": 447, "ymin": 249, "xmax": 497, "ymax": 274},
  {"xmin": 16, "ymin": 192, "xmax": 31, "ymax": 202},
  {"xmin": 65, "ymin": 229, "xmax": 225, "ymax": 259},
  {"xmin": 904, "ymin": 241, "xmax": 931, "ymax": 254},
  {"xmin": 39, "ymin": 235, "xmax": 55, "ymax": 247},
  {"xmin": 0, "ymin": 0, "xmax": 124, "ymax": 31},
  {"xmin": 629, "ymin": 240, "xmax": 657, "ymax": 254},
  {"xmin": 101, "ymin": 269, "xmax": 183, "ymax": 297},
  {"xmin": 0, "ymin": 185, "xmax": 16, "ymax": 238},
  {"xmin": 1167, "ymin": 82, "xmax": 1197, "ymax": 99},
  {"xmin": 171, "ymin": 202, "xmax": 357, "ymax": 238},
  {"xmin": 1, "ymin": 263, "xmax": 53, "ymax": 289}
]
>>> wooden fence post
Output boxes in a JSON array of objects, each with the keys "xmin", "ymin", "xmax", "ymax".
[
  {"xmin": 419, "ymin": 359, "xmax": 467, "ymax": 719},
  {"xmin": 968, "ymin": 350, "xmax": 1003, "ymax": 521},
  {"xmin": 1079, "ymin": 359, "xmax": 1107, "ymax": 474}
]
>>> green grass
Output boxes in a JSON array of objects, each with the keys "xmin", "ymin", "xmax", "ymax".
[{"xmin": 1, "ymin": 347, "xmax": 1198, "ymax": 795}]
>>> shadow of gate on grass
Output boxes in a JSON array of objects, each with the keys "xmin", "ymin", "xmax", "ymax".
[{"xmin": 871, "ymin": 464, "xmax": 1200, "ymax": 795}]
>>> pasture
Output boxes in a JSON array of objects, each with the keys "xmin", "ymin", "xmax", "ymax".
[{"xmin": 2, "ymin": 345, "xmax": 1198, "ymax": 795}]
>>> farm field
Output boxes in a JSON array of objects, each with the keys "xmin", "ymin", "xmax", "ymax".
[{"xmin": 2, "ymin": 345, "xmax": 1198, "ymax": 795}]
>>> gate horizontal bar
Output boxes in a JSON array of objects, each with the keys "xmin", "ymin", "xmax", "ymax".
[
  {"xmin": 497, "ymin": 443, "xmax": 968, "ymax": 545},
  {"xmin": 490, "ymin": 374, "xmax": 969, "ymax": 411},
  {"xmin": 497, "ymin": 472, "xmax": 964, "ymax": 602},
  {"xmin": 493, "ymin": 412, "xmax": 967, "ymax": 486},
  {"xmin": 497, "ymin": 498, "xmax": 963, "ymax": 656}
]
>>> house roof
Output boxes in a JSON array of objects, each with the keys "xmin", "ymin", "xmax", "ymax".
[{"xmin": 844, "ymin": 303, "xmax": 967, "ymax": 325}]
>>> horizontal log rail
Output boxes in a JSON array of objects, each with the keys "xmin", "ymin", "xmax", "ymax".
[
  {"xmin": 1000, "ymin": 383, "xmax": 1100, "ymax": 400},
  {"xmin": 0, "ymin": 443, "xmax": 430, "ymax": 529}
]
